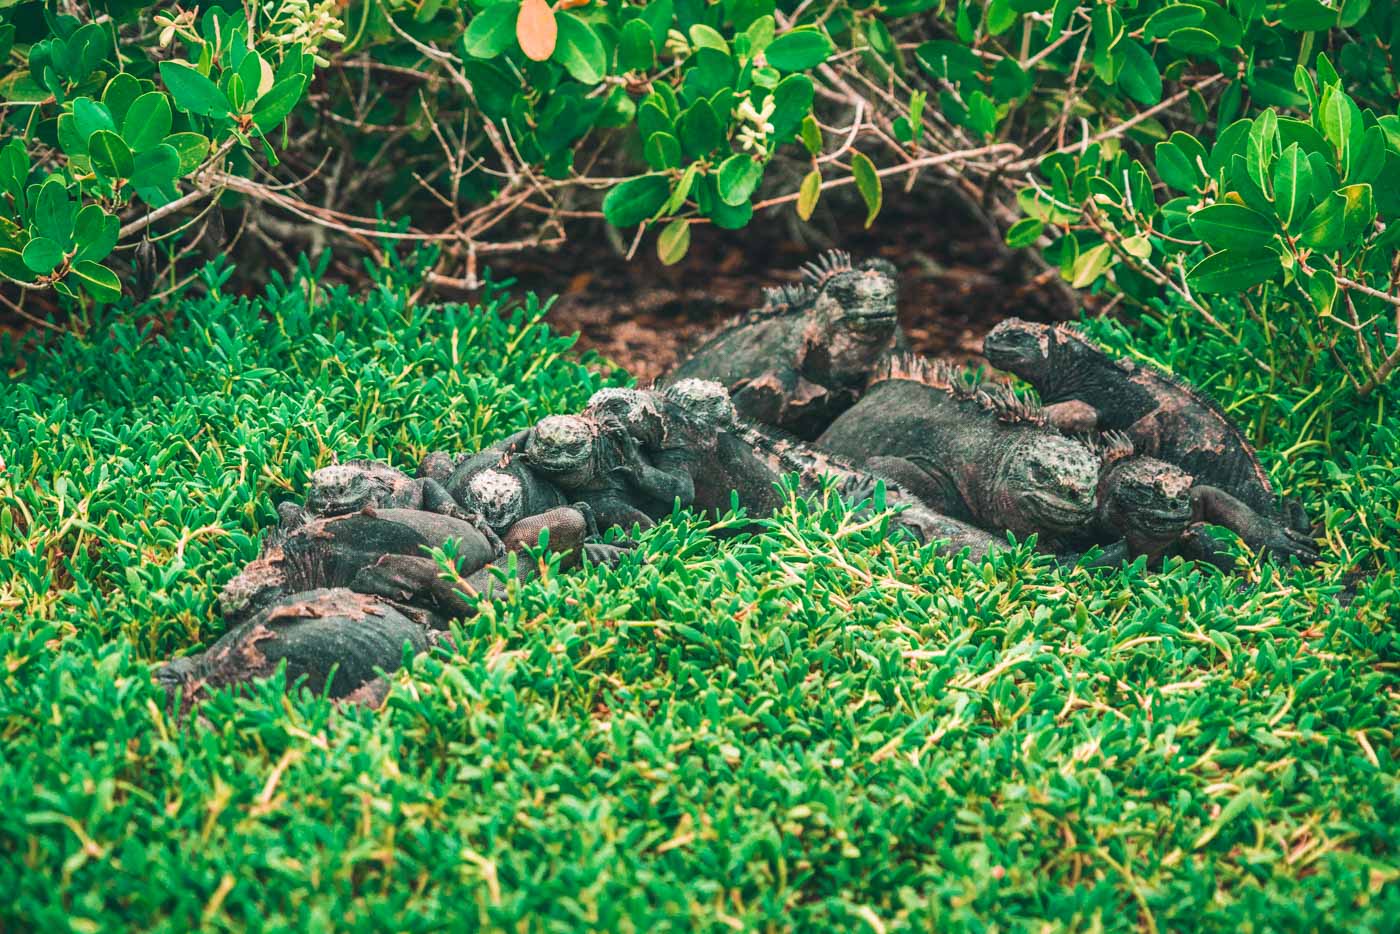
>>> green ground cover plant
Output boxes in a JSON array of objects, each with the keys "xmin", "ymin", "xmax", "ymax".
[{"xmin": 1, "ymin": 257, "xmax": 1396, "ymax": 930}]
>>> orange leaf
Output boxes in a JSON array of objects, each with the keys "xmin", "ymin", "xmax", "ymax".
[{"xmin": 517, "ymin": 0, "xmax": 558, "ymax": 61}]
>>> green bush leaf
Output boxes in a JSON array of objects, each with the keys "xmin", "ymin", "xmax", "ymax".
[
  {"xmin": 554, "ymin": 12, "xmax": 607, "ymax": 84},
  {"xmin": 103, "ymin": 73, "xmax": 143, "ymax": 125},
  {"xmin": 1272, "ymin": 143, "xmax": 1312, "ymax": 229},
  {"xmin": 1279, "ymin": 0, "xmax": 1338, "ymax": 30},
  {"xmin": 89, "ymin": 130, "xmax": 135, "ymax": 179},
  {"xmin": 462, "ymin": 3, "xmax": 518, "ymax": 58},
  {"xmin": 122, "ymin": 92, "xmax": 174, "ymax": 154},
  {"xmin": 1337, "ymin": 183, "xmax": 1375, "ymax": 243},
  {"xmin": 1297, "ymin": 191, "xmax": 1346, "ymax": 251},
  {"xmin": 914, "ymin": 40, "xmax": 981, "ymax": 82},
  {"xmin": 1167, "ymin": 27, "xmax": 1219, "ymax": 55},
  {"xmin": 796, "ymin": 169, "xmax": 820, "ymax": 221},
  {"xmin": 1188, "ymin": 203, "xmax": 1276, "ymax": 249},
  {"xmin": 1345, "ymin": 125, "xmax": 1385, "ymax": 186},
  {"xmin": 708, "ymin": 194, "xmax": 753, "ymax": 229},
  {"xmin": 1319, "ymin": 88, "xmax": 1363, "ymax": 172},
  {"xmin": 252, "ymin": 75, "xmax": 307, "ymax": 132},
  {"xmin": 677, "ymin": 100, "xmax": 722, "ymax": 158},
  {"xmin": 164, "ymin": 132, "xmax": 211, "ymax": 175},
  {"xmin": 22, "ymin": 236, "xmax": 64, "ymax": 275},
  {"xmin": 1117, "ymin": 40, "xmax": 1161, "ymax": 105},
  {"xmin": 1155, "ymin": 141, "xmax": 1200, "ymax": 192},
  {"xmin": 33, "ymin": 179, "xmax": 73, "ymax": 246},
  {"xmin": 717, "ymin": 154, "xmax": 763, "ymax": 206},
  {"xmin": 656, "ymin": 218, "xmax": 690, "ymax": 265},
  {"xmin": 70, "ymin": 259, "xmax": 122, "ymax": 302},
  {"xmin": 1070, "ymin": 242, "xmax": 1114, "ymax": 289},
  {"xmin": 0, "ymin": 138, "xmax": 29, "ymax": 199},
  {"xmin": 1144, "ymin": 4, "xmax": 1205, "ymax": 39},
  {"xmin": 643, "ymin": 132, "xmax": 681, "ymax": 170},
  {"xmin": 159, "ymin": 61, "xmax": 230, "ymax": 118},
  {"xmin": 1005, "ymin": 217, "xmax": 1043, "ymax": 248},
  {"xmin": 0, "ymin": 247, "xmax": 33, "ymax": 282},
  {"xmin": 72, "ymin": 204, "xmax": 119, "ymax": 263},
  {"xmin": 130, "ymin": 144, "xmax": 181, "ymax": 192},
  {"xmin": 769, "ymin": 74, "xmax": 814, "ymax": 141},
  {"xmin": 800, "ymin": 115, "xmax": 822, "ymax": 156},
  {"xmin": 852, "ymin": 151, "xmax": 882, "ymax": 228},
  {"xmin": 1186, "ymin": 249, "xmax": 1281, "ymax": 293},
  {"xmin": 618, "ymin": 19, "xmax": 655, "ymax": 72},
  {"xmin": 765, "ymin": 27, "xmax": 834, "ymax": 72},
  {"xmin": 73, "ymin": 97, "xmax": 116, "ymax": 140},
  {"xmin": 602, "ymin": 174, "xmax": 671, "ymax": 227}
]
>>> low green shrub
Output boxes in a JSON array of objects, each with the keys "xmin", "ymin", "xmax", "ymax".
[{"xmin": 1, "ymin": 263, "xmax": 1395, "ymax": 930}]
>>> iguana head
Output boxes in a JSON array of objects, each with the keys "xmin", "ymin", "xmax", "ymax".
[
  {"xmin": 983, "ymin": 318, "xmax": 1060, "ymax": 379},
  {"xmin": 663, "ymin": 378, "xmax": 737, "ymax": 428},
  {"xmin": 461, "ymin": 468, "xmax": 525, "ymax": 533},
  {"xmin": 305, "ymin": 464, "xmax": 391, "ymax": 515},
  {"xmin": 806, "ymin": 253, "xmax": 900, "ymax": 336},
  {"xmin": 1099, "ymin": 449, "xmax": 1195, "ymax": 548},
  {"xmin": 993, "ymin": 434, "xmax": 1098, "ymax": 540},
  {"xmin": 155, "ymin": 655, "xmax": 198, "ymax": 692},
  {"xmin": 588, "ymin": 388, "xmax": 665, "ymax": 445},
  {"xmin": 524, "ymin": 415, "xmax": 600, "ymax": 487},
  {"xmin": 217, "ymin": 553, "xmax": 288, "ymax": 624}
]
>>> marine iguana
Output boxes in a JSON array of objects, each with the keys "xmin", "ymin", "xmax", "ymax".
[
  {"xmin": 667, "ymin": 250, "xmax": 905, "ymax": 439},
  {"xmin": 1073, "ymin": 433, "xmax": 1319, "ymax": 568},
  {"xmin": 217, "ymin": 505, "xmax": 609, "ymax": 626},
  {"xmin": 982, "ymin": 318, "xmax": 1309, "ymax": 531},
  {"xmin": 817, "ymin": 356, "xmax": 1101, "ymax": 548},
  {"xmin": 276, "ymin": 460, "xmax": 494, "ymax": 543},
  {"xmin": 158, "ymin": 587, "xmax": 428, "ymax": 706}
]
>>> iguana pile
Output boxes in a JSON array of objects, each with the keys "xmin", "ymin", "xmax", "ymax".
[
  {"xmin": 667, "ymin": 251, "xmax": 905, "ymax": 439},
  {"xmin": 817, "ymin": 356, "xmax": 1102, "ymax": 548},
  {"xmin": 982, "ymin": 318, "xmax": 1310, "ymax": 533},
  {"xmin": 584, "ymin": 380, "xmax": 784, "ymax": 524},
  {"xmin": 590, "ymin": 379, "xmax": 1000, "ymax": 555}
]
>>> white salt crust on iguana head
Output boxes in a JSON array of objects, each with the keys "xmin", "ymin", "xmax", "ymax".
[
  {"xmin": 465, "ymin": 469, "xmax": 525, "ymax": 531},
  {"xmin": 664, "ymin": 379, "xmax": 736, "ymax": 427}
]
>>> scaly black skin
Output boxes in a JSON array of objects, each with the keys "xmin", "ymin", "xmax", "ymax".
[
  {"xmin": 158, "ymin": 588, "xmax": 429, "ymax": 708},
  {"xmin": 277, "ymin": 460, "xmax": 484, "ymax": 537},
  {"xmin": 983, "ymin": 318, "xmax": 1309, "ymax": 532},
  {"xmin": 1073, "ymin": 435, "xmax": 1319, "ymax": 568},
  {"xmin": 731, "ymin": 417, "xmax": 1003, "ymax": 557},
  {"xmin": 667, "ymin": 251, "xmax": 905, "ymax": 440},
  {"xmin": 817, "ymin": 356, "xmax": 1101, "ymax": 548},
  {"xmin": 217, "ymin": 506, "xmax": 602, "ymax": 626}
]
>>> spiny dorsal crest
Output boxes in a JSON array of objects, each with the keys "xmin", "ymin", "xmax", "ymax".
[
  {"xmin": 283, "ymin": 542, "xmax": 342, "ymax": 591},
  {"xmin": 1052, "ymin": 322, "xmax": 1092, "ymax": 344},
  {"xmin": 871, "ymin": 354, "xmax": 979, "ymax": 398},
  {"xmin": 1090, "ymin": 430, "xmax": 1136, "ymax": 466},
  {"xmin": 759, "ymin": 282, "xmax": 818, "ymax": 315},
  {"xmin": 975, "ymin": 384, "xmax": 1046, "ymax": 425},
  {"xmin": 800, "ymin": 249, "xmax": 854, "ymax": 290}
]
